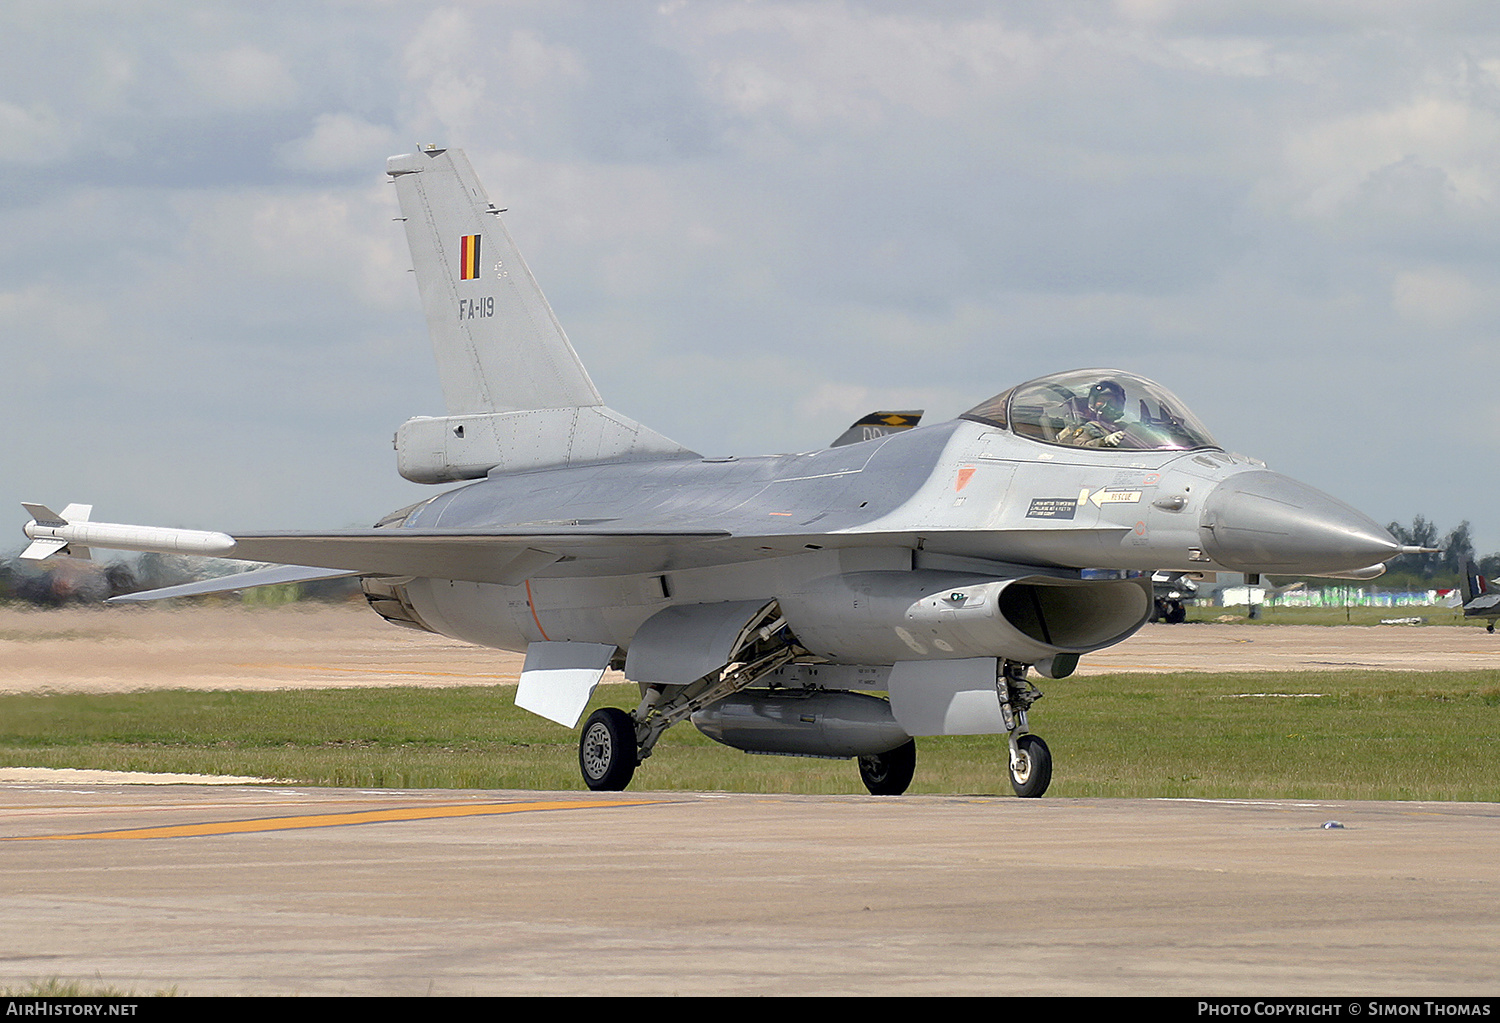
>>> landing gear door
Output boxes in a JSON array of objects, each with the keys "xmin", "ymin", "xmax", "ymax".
[
  {"xmin": 887, "ymin": 658, "xmax": 1005, "ymax": 735},
  {"xmin": 623, "ymin": 599, "xmax": 779, "ymax": 685},
  {"xmin": 517, "ymin": 641, "xmax": 616, "ymax": 727}
]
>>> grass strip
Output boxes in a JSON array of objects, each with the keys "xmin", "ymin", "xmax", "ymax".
[{"xmin": 0, "ymin": 671, "xmax": 1496, "ymax": 799}]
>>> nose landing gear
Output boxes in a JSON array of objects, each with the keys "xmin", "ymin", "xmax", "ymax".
[{"xmin": 998, "ymin": 660, "xmax": 1051, "ymax": 798}]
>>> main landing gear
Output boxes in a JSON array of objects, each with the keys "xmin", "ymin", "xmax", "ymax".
[
  {"xmin": 857, "ymin": 739, "xmax": 917, "ymax": 796},
  {"xmin": 576, "ymin": 651, "xmax": 1055, "ymax": 799},
  {"xmin": 579, "ymin": 707, "xmax": 638, "ymax": 792},
  {"xmin": 579, "ymin": 700, "xmax": 921, "ymax": 795},
  {"xmin": 578, "ymin": 607, "xmax": 799, "ymax": 793}
]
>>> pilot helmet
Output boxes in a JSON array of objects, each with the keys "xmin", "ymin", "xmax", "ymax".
[{"xmin": 1088, "ymin": 380, "xmax": 1126, "ymax": 420}]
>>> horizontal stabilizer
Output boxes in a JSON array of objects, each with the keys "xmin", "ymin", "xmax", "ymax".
[{"xmin": 107, "ymin": 564, "xmax": 360, "ymax": 604}]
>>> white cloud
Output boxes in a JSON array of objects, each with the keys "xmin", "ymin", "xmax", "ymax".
[
  {"xmin": 277, "ymin": 113, "xmax": 399, "ymax": 173},
  {"xmin": 689, "ymin": 3, "xmax": 1037, "ymax": 128},
  {"xmin": 168, "ymin": 183, "xmax": 412, "ymax": 314},
  {"xmin": 1391, "ymin": 266, "xmax": 1486, "ymax": 327},
  {"xmin": 400, "ymin": 8, "xmax": 493, "ymax": 141},
  {"xmin": 0, "ymin": 100, "xmax": 71, "ymax": 164},
  {"xmin": 177, "ymin": 44, "xmax": 299, "ymax": 112},
  {"xmin": 1282, "ymin": 98, "xmax": 1500, "ymax": 219}
]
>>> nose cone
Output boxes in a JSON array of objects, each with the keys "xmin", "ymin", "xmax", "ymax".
[{"xmin": 1201, "ymin": 470, "xmax": 1401, "ymax": 574}]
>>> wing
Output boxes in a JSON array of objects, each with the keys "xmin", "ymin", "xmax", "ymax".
[
  {"xmin": 226, "ymin": 527, "xmax": 731, "ymax": 582},
  {"xmin": 24, "ymin": 502, "xmax": 1133, "ymax": 594},
  {"xmin": 21, "ymin": 504, "xmax": 734, "ymax": 586}
]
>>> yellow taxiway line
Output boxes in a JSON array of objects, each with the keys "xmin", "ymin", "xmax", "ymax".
[{"xmin": 5, "ymin": 798, "xmax": 663, "ymax": 841}]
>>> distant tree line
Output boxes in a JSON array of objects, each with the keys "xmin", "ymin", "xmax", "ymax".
[
  {"xmin": 0, "ymin": 550, "xmax": 358, "ymax": 606},
  {"xmin": 1383, "ymin": 516, "xmax": 1499, "ymax": 588}
]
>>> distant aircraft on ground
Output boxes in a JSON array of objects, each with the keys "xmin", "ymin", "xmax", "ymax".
[
  {"xmin": 22, "ymin": 147, "xmax": 1415, "ymax": 796},
  {"xmin": 1457, "ymin": 561, "xmax": 1498, "ymax": 632}
]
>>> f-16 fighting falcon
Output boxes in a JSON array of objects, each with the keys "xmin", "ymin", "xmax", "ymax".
[{"xmin": 22, "ymin": 147, "xmax": 1414, "ymax": 797}]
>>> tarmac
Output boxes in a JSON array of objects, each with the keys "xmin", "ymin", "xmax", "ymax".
[{"xmin": 1, "ymin": 603, "xmax": 1497, "ymax": 996}]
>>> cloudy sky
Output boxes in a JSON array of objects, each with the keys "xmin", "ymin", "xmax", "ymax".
[{"xmin": 4, "ymin": 0, "xmax": 1499, "ymax": 558}]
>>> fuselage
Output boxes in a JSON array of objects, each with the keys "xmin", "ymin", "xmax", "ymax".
[{"xmin": 372, "ymin": 415, "xmax": 1400, "ymax": 659}]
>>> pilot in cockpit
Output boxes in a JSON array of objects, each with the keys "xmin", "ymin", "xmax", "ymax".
[{"xmin": 1057, "ymin": 379, "xmax": 1128, "ymax": 448}]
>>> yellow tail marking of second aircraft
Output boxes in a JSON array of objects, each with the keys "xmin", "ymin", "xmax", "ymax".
[{"xmin": 8, "ymin": 799, "xmax": 662, "ymax": 841}]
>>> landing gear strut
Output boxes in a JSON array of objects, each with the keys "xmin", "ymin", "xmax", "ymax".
[
  {"xmin": 577, "ymin": 604, "xmax": 797, "ymax": 792},
  {"xmin": 998, "ymin": 660, "xmax": 1051, "ymax": 798}
]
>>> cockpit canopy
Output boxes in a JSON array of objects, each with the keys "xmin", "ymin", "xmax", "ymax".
[{"xmin": 962, "ymin": 369, "xmax": 1219, "ymax": 452}]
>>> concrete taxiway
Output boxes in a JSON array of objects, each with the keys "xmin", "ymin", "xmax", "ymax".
[
  {"xmin": 2, "ymin": 603, "xmax": 1498, "ymax": 995},
  {"xmin": 1, "ymin": 785, "xmax": 1497, "ymax": 996}
]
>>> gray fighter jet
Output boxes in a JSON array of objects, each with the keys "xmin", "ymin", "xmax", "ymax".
[{"xmin": 22, "ymin": 147, "xmax": 1412, "ymax": 797}]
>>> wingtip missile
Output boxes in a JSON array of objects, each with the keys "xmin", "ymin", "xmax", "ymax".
[{"xmin": 21, "ymin": 502, "xmax": 236, "ymax": 560}]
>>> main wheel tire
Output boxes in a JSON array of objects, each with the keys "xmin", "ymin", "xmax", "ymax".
[
  {"xmin": 579, "ymin": 707, "xmax": 637, "ymax": 791},
  {"xmin": 1166, "ymin": 602, "xmax": 1187, "ymax": 624},
  {"xmin": 858, "ymin": 738, "xmax": 917, "ymax": 795},
  {"xmin": 1009, "ymin": 733, "xmax": 1052, "ymax": 798}
]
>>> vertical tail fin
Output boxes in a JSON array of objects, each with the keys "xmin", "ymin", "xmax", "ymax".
[
  {"xmin": 388, "ymin": 147, "xmax": 601, "ymax": 415},
  {"xmin": 1460, "ymin": 560, "xmax": 1489, "ymax": 604},
  {"xmin": 387, "ymin": 147, "xmax": 696, "ymax": 483}
]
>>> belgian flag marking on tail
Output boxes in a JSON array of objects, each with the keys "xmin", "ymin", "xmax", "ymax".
[{"xmin": 459, "ymin": 234, "xmax": 482, "ymax": 280}]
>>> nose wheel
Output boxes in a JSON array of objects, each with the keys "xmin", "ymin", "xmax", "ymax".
[{"xmin": 1008, "ymin": 733, "xmax": 1052, "ymax": 798}]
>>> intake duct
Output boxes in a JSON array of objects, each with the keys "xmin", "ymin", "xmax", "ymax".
[{"xmin": 777, "ymin": 570, "xmax": 1153, "ymax": 665}]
